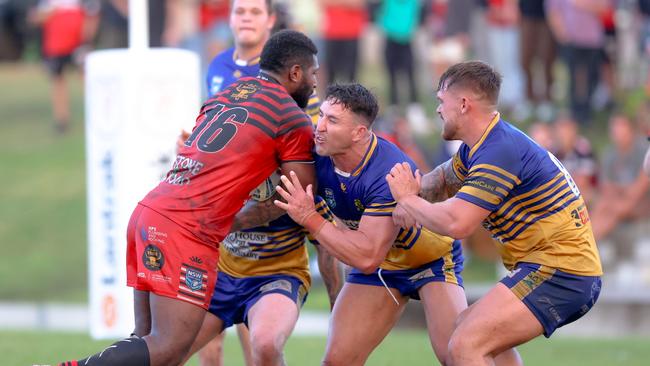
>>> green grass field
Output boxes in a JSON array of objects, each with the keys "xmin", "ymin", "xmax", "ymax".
[{"xmin": 1, "ymin": 330, "xmax": 649, "ymax": 366}]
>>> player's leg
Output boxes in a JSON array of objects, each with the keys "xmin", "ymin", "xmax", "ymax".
[
  {"xmin": 181, "ymin": 312, "xmax": 225, "ymax": 365},
  {"xmin": 198, "ymin": 332, "xmax": 226, "ymax": 366},
  {"xmin": 447, "ymin": 283, "xmax": 542, "ymax": 366},
  {"xmin": 236, "ymin": 323, "xmax": 255, "ymax": 366},
  {"xmin": 143, "ymin": 293, "xmax": 209, "ymax": 365},
  {"xmin": 133, "ymin": 289, "xmax": 151, "ymax": 336},
  {"xmin": 418, "ymin": 281, "xmax": 467, "ymax": 363},
  {"xmin": 322, "ymin": 282, "xmax": 408, "ymax": 366},
  {"xmin": 246, "ymin": 292, "xmax": 300, "ymax": 366}
]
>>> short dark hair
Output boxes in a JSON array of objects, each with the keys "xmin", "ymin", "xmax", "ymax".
[
  {"xmin": 325, "ymin": 83, "xmax": 379, "ymax": 126},
  {"xmin": 260, "ymin": 30, "xmax": 317, "ymax": 74},
  {"xmin": 438, "ymin": 61, "xmax": 501, "ymax": 105}
]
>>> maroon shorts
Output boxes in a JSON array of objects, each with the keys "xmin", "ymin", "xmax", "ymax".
[{"xmin": 126, "ymin": 204, "xmax": 219, "ymax": 309}]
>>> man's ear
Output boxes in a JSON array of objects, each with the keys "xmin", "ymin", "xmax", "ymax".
[
  {"xmin": 351, "ymin": 124, "xmax": 368, "ymax": 143},
  {"xmin": 460, "ymin": 97, "xmax": 469, "ymax": 114},
  {"xmin": 289, "ymin": 64, "xmax": 303, "ymax": 83}
]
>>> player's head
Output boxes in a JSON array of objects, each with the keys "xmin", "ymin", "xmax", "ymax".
[
  {"xmin": 230, "ymin": 0, "xmax": 276, "ymax": 50},
  {"xmin": 436, "ymin": 61, "xmax": 501, "ymax": 140},
  {"xmin": 260, "ymin": 29, "xmax": 318, "ymax": 108},
  {"xmin": 315, "ymin": 83, "xmax": 379, "ymax": 157}
]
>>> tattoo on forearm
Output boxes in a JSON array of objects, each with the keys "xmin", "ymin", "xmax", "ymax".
[
  {"xmin": 231, "ymin": 191, "xmax": 284, "ymax": 231},
  {"xmin": 419, "ymin": 165, "xmax": 447, "ymax": 203},
  {"xmin": 442, "ymin": 159, "xmax": 463, "ymax": 197},
  {"xmin": 419, "ymin": 159, "xmax": 463, "ymax": 202}
]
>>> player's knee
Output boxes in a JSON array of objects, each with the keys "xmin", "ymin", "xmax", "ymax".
[
  {"xmin": 447, "ymin": 331, "xmax": 475, "ymax": 365},
  {"xmin": 146, "ymin": 333, "xmax": 194, "ymax": 365},
  {"xmin": 250, "ymin": 331, "xmax": 283, "ymax": 363}
]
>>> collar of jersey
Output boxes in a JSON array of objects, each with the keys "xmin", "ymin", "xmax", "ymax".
[
  {"xmin": 257, "ymin": 71, "xmax": 281, "ymax": 85},
  {"xmin": 469, "ymin": 112, "xmax": 500, "ymax": 159},
  {"xmin": 232, "ymin": 50, "xmax": 261, "ymax": 66},
  {"xmin": 350, "ymin": 133, "xmax": 378, "ymax": 177}
]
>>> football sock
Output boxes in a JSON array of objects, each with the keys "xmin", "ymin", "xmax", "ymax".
[{"xmin": 59, "ymin": 335, "xmax": 150, "ymax": 366}]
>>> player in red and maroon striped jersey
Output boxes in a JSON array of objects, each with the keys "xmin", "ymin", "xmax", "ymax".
[{"xmin": 60, "ymin": 30, "xmax": 319, "ymax": 366}]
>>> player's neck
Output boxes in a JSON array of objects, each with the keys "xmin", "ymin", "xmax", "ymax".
[
  {"xmin": 235, "ymin": 44, "xmax": 264, "ymax": 63},
  {"xmin": 464, "ymin": 111, "xmax": 499, "ymax": 149},
  {"xmin": 331, "ymin": 134, "xmax": 373, "ymax": 174}
]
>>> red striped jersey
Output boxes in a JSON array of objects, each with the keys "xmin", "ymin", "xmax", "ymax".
[{"xmin": 140, "ymin": 74, "xmax": 314, "ymax": 246}]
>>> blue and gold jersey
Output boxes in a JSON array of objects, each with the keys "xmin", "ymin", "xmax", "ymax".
[
  {"xmin": 452, "ymin": 114, "xmax": 602, "ymax": 276},
  {"xmin": 218, "ymin": 196, "xmax": 334, "ymax": 289},
  {"xmin": 315, "ymin": 134, "xmax": 457, "ymax": 271},
  {"xmin": 206, "ymin": 47, "xmax": 260, "ymax": 98},
  {"xmin": 205, "ymin": 47, "xmax": 320, "ymax": 125}
]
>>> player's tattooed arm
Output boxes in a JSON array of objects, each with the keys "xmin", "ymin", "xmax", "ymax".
[
  {"xmin": 419, "ymin": 159, "xmax": 463, "ymax": 203},
  {"xmin": 230, "ymin": 192, "xmax": 285, "ymax": 232},
  {"xmin": 315, "ymin": 244, "xmax": 343, "ymax": 309}
]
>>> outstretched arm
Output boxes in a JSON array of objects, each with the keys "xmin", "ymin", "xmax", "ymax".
[
  {"xmin": 274, "ymin": 171, "xmax": 398, "ymax": 274},
  {"xmin": 387, "ymin": 162, "xmax": 490, "ymax": 239},
  {"xmin": 232, "ymin": 162, "xmax": 315, "ymax": 231}
]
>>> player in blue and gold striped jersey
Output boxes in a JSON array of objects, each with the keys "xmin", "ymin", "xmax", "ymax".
[
  {"xmin": 387, "ymin": 61, "xmax": 602, "ymax": 365},
  {"xmin": 274, "ymin": 84, "xmax": 508, "ymax": 366}
]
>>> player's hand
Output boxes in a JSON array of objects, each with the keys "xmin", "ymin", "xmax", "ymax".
[
  {"xmin": 386, "ymin": 162, "xmax": 421, "ymax": 202},
  {"xmin": 392, "ymin": 203, "xmax": 417, "ymax": 229},
  {"xmin": 274, "ymin": 171, "xmax": 317, "ymax": 225}
]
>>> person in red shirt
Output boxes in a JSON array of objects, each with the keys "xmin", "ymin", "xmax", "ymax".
[
  {"xmin": 59, "ymin": 29, "xmax": 319, "ymax": 366},
  {"xmin": 29, "ymin": 0, "xmax": 93, "ymax": 134},
  {"xmin": 319, "ymin": 0, "xmax": 367, "ymax": 84}
]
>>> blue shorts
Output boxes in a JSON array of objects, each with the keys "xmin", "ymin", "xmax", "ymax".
[
  {"xmin": 208, "ymin": 272, "xmax": 308, "ymax": 330},
  {"xmin": 347, "ymin": 241, "xmax": 464, "ymax": 300},
  {"xmin": 500, "ymin": 262, "xmax": 601, "ymax": 337}
]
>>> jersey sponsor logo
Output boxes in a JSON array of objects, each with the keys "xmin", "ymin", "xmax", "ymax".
[
  {"xmin": 324, "ymin": 188, "xmax": 336, "ymax": 208},
  {"xmin": 184, "ymin": 267, "xmax": 205, "ymax": 291},
  {"xmin": 570, "ymin": 204, "xmax": 590, "ymax": 227},
  {"xmin": 354, "ymin": 199, "xmax": 364, "ymax": 212},
  {"xmin": 260, "ymin": 279, "xmax": 292, "ymax": 293},
  {"xmin": 222, "ymin": 232, "xmax": 268, "ymax": 259},
  {"xmin": 142, "ymin": 244, "xmax": 164, "ymax": 271},
  {"xmin": 190, "ymin": 256, "xmax": 203, "ymax": 264},
  {"xmin": 465, "ymin": 178, "xmax": 498, "ymax": 192},
  {"xmin": 230, "ymin": 82, "xmax": 259, "ymax": 101},
  {"xmin": 147, "ymin": 226, "xmax": 168, "ymax": 244},
  {"xmin": 163, "ymin": 155, "xmax": 206, "ymax": 186}
]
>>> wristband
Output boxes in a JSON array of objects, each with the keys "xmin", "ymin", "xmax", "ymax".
[{"xmin": 303, "ymin": 211, "xmax": 327, "ymax": 235}]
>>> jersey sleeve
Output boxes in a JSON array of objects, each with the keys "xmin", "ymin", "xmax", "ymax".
[
  {"xmin": 277, "ymin": 112, "xmax": 314, "ymax": 163},
  {"xmin": 362, "ymin": 166, "xmax": 409, "ymax": 218},
  {"xmin": 451, "ymin": 144, "xmax": 469, "ymax": 181},
  {"xmin": 456, "ymin": 143, "xmax": 522, "ymax": 212}
]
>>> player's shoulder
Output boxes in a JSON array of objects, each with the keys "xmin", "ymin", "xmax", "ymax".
[
  {"xmin": 474, "ymin": 119, "xmax": 527, "ymax": 158},
  {"xmin": 374, "ymin": 135, "xmax": 413, "ymax": 167},
  {"xmin": 209, "ymin": 47, "xmax": 236, "ymax": 67}
]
